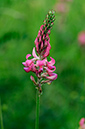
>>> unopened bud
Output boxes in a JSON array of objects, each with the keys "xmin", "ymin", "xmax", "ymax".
[{"xmin": 30, "ymin": 75, "xmax": 37, "ymax": 85}]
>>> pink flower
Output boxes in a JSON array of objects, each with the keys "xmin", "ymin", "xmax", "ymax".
[
  {"xmin": 79, "ymin": 118, "xmax": 85, "ymax": 127},
  {"xmin": 78, "ymin": 31, "xmax": 85, "ymax": 45},
  {"xmin": 22, "ymin": 10, "xmax": 57, "ymax": 93},
  {"xmin": 22, "ymin": 47, "xmax": 39, "ymax": 74},
  {"xmin": 79, "ymin": 118, "xmax": 85, "ymax": 129},
  {"xmin": 55, "ymin": 2, "xmax": 68, "ymax": 13}
]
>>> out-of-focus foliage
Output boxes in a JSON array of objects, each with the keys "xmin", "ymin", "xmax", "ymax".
[{"xmin": 0, "ymin": 0, "xmax": 85, "ymax": 129}]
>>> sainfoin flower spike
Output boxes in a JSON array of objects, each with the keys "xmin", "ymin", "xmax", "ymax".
[{"xmin": 22, "ymin": 10, "xmax": 57, "ymax": 93}]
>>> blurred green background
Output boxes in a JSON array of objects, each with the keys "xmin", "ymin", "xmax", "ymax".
[{"xmin": 0, "ymin": 0, "xmax": 85, "ymax": 129}]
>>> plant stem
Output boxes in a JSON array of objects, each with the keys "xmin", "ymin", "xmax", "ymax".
[
  {"xmin": 0, "ymin": 99, "xmax": 4, "ymax": 129},
  {"xmin": 35, "ymin": 90, "xmax": 40, "ymax": 129}
]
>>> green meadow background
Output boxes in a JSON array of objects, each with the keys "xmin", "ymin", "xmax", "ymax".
[{"xmin": 0, "ymin": 0, "xmax": 85, "ymax": 129}]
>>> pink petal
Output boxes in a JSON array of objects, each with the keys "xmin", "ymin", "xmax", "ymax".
[
  {"xmin": 47, "ymin": 36, "xmax": 50, "ymax": 42},
  {"xmin": 43, "ymin": 46, "xmax": 50, "ymax": 58},
  {"xmin": 45, "ymin": 26, "xmax": 47, "ymax": 31},
  {"xmin": 41, "ymin": 72, "xmax": 48, "ymax": 77},
  {"xmin": 42, "ymin": 30, "xmax": 44, "ymax": 35},
  {"xmin": 22, "ymin": 62, "xmax": 26, "ymax": 66},
  {"xmin": 25, "ymin": 59, "xmax": 33, "ymax": 66},
  {"xmin": 40, "ymin": 25, "xmax": 44, "ymax": 31},
  {"xmin": 39, "ymin": 36, "xmax": 42, "ymax": 42},
  {"xmin": 43, "ymin": 34, "xmax": 45, "ymax": 40},
  {"xmin": 34, "ymin": 38, "xmax": 38, "ymax": 45},
  {"xmin": 38, "ymin": 30, "xmax": 41, "ymax": 37},
  {"xmin": 48, "ymin": 42, "xmax": 51, "ymax": 49},
  {"xmin": 48, "ymin": 57, "xmax": 55, "ymax": 66},
  {"xmin": 47, "ymin": 65, "xmax": 56, "ymax": 70},
  {"xmin": 36, "ymin": 59, "xmax": 46, "ymax": 67},
  {"xmin": 43, "ymin": 45, "xmax": 50, "ymax": 58},
  {"xmin": 48, "ymin": 72, "xmax": 56, "ymax": 76},
  {"xmin": 41, "ymin": 41, "xmax": 43, "ymax": 50},
  {"xmin": 79, "ymin": 118, "xmax": 85, "ymax": 127},
  {"xmin": 48, "ymin": 29, "xmax": 50, "ymax": 34},
  {"xmin": 26, "ymin": 54, "xmax": 31, "ymax": 59},
  {"xmin": 24, "ymin": 67, "xmax": 31, "ymax": 72},
  {"xmin": 31, "ymin": 63, "xmax": 37, "ymax": 73},
  {"xmin": 44, "ymin": 39, "xmax": 48, "ymax": 46},
  {"xmin": 44, "ymin": 58, "xmax": 47, "ymax": 62},
  {"xmin": 32, "ymin": 47, "xmax": 39, "ymax": 59},
  {"xmin": 45, "ymin": 66, "xmax": 56, "ymax": 73},
  {"xmin": 46, "ymin": 73, "xmax": 58, "ymax": 81},
  {"xmin": 30, "ymin": 75, "xmax": 34, "ymax": 81},
  {"xmin": 44, "ymin": 41, "xmax": 51, "ymax": 49},
  {"xmin": 36, "ymin": 42, "xmax": 39, "ymax": 52},
  {"xmin": 46, "ymin": 33, "xmax": 49, "ymax": 38}
]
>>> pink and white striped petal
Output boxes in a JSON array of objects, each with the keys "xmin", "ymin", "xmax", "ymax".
[
  {"xmin": 32, "ymin": 47, "xmax": 39, "ymax": 59},
  {"xmin": 24, "ymin": 67, "xmax": 31, "ymax": 72},
  {"xmin": 48, "ymin": 57, "xmax": 55, "ymax": 66},
  {"xmin": 22, "ymin": 62, "xmax": 27, "ymax": 67},
  {"xmin": 46, "ymin": 73, "xmax": 58, "ymax": 81},
  {"xmin": 45, "ymin": 66, "xmax": 56, "ymax": 73}
]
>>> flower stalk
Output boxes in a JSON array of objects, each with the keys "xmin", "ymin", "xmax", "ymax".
[{"xmin": 35, "ymin": 90, "xmax": 40, "ymax": 129}]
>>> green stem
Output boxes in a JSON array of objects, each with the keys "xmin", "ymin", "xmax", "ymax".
[
  {"xmin": 0, "ymin": 99, "xmax": 4, "ymax": 129},
  {"xmin": 35, "ymin": 90, "xmax": 40, "ymax": 129}
]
